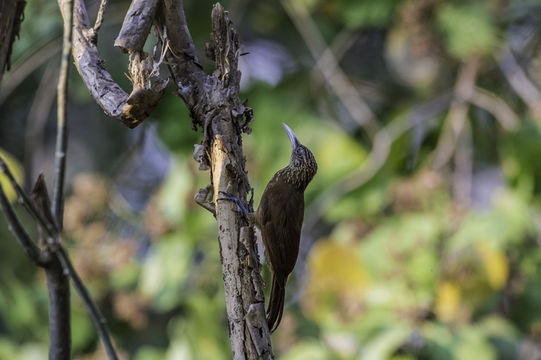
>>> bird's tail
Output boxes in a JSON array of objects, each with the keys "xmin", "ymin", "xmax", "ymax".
[{"xmin": 266, "ymin": 274, "xmax": 286, "ymax": 332}]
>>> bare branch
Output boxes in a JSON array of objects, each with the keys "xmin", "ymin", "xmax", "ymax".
[
  {"xmin": 158, "ymin": 0, "xmax": 206, "ymax": 110},
  {"xmin": 432, "ymin": 58, "xmax": 479, "ymax": 170},
  {"xmin": 115, "ymin": 0, "xmax": 159, "ymax": 53},
  {"xmin": 497, "ymin": 46, "xmax": 541, "ymax": 117},
  {"xmin": 24, "ymin": 63, "xmax": 58, "ymax": 187},
  {"xmin": 304, "ymin": 92, "xmax": 453, "ymax": 231},
  {"xmin": 62, "ymin": 0, "xmax": 164, "ymax": 128},
  {"xmin": 56, "ymin": 247, "xmax": 119, "ymax": 360},
  {"xmin": 281, "ymin": 0, "xmax": 379, "ymax": 136},
  {"xmin": 0, "ymin": 182, "xmax": 43, "ymax": 266},
  {"xmin": 0, "ymin": 39, "xmax": 61, "ymax": 106},
  {"xmin": 164, "ymin": 3, "xmax": 271, "ymax": 358},
  {"xmin": 470, "ymin": 86, "xmax": 519, "ymax": 131},
  {"xmin": 32, "ymin": 175, "xmax": 72, "ymax": 360},
  {"xmin": 45, "ymin": 257, "xmax": 71, "ymax": 360},
  {"xmin": 453, "ymin": 120, "xmax": 472, "ymax": 207},
  {"xmin": 162, "ymin": 0, "xmax": 199, "ymax": 61},
  {"xmin": 53, "ymin": 0, "xmax": 74, "ymax": 228},
  {"xmin": 91, "ymin": 0, "xmax": 108, "ymax": 35},
  {"xmin": 0, "ymin": 158, "xmax": 119, "ymax": 359},
  {"xmin": 0, "ymin": 157, "xmax": 59, "ymax": 237}
]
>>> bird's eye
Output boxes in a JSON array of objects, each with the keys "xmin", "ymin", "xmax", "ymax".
[{"xmin": 295, "ymin": 147, "xmax": 303, "ymax": 156}]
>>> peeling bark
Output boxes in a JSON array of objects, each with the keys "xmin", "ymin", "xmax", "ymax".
[
  {"xmin": 58, "ymin": 0, "xmax": 166, "ymax": 128},
  {"xmin": 159, "ymin": 2, "xmax": 271, "ymax": 358}
]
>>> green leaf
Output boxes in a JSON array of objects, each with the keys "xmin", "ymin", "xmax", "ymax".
[
  {"xmin": 340, "ymin": 0, "xmax": 402, "ymax": 28},
  {"xmin": 360, "ymin": 326, "xmax": 411, "ymax": 360},
  {"xmin": 134, "ymin": 347, "xmax": 166, "ymax": 360},
  {"xmin": 454, "ymin": 327, "xmax": 497, "ymax": 360},
  {"xmin": 280, "ymin": 340, "xmax": 331, "ymax": 360},
  {"xmin": 139, "ymin": 233, "xmax": 193, "ymax": 310},
  {"xmin": 437, "ymin": 3, "xmax": 498, "ymax": 59}
]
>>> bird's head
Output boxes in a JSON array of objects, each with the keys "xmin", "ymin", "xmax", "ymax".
[{"xmin": 282, "ymin": 123, "xmax": 318, "ymax": 190}]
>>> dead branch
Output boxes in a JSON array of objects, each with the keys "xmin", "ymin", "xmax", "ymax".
[
  {"xmin": 158, "ymin": 2, "xmax": 271, "ymax": 358},
  {"xmin": 115, "ymin": 0, "xmax": 159, "ymax": 53},
  {"xmin": 59, "ymin": 0, "xmax": 166, "ymax": 128}
]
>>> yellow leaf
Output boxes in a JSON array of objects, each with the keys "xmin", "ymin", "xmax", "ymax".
[
  {"xmin": 476, "ymin": 240, "xmax": 508, "ymax": 290},
  {"xmin": 307, "ymin": 240, "xmax": 369, "ymax": 297},
  {"xmin": 0, "ymin": 149, "xmax": 23, "ymax": 203},
  {"xmin": 435, "ymin": 281, "xmax": 461, "ymax": 322}
]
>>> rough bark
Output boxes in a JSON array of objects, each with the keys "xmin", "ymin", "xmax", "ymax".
[
  {"xmin": 57, "ymin": 0, "xmax": 166, "ymax": 128},
  {"xmin": 158, "ymin": 2, "xmax": 272, "ymax": 358},
  {"xmin": 115, "ymin": 0, "xmax": 160, "ymax": 53}
]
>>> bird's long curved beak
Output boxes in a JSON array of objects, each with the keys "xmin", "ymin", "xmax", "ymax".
[{"xmin": 282, "ymin": 123, "xmax": 301, "ymax": 150}]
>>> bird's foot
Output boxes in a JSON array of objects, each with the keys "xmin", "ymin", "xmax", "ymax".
[{"xmin": 217, "ymin": 191, "xmax": 252, "ymax": 223}]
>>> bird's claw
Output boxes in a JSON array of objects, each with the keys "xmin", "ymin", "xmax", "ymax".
[{"xmin": 217, "ymin": 191, "xmax": 251, "ymax": 223}]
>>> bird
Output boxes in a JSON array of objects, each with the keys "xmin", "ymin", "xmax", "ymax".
[{"xmin": 219, "ymin": 122, "xmax": 317, "ymax": 332}]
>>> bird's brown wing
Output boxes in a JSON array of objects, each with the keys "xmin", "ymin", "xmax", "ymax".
[{"xmin": 256, "ymin": 178, "xmax": 304, "ymax": 275}]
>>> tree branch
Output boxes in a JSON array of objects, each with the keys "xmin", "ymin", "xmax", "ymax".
[
  {"xmin": 115, "ymin": 0, "xmax": 159, "ymax": 53},
  {"xmin": 45, "ymin": 254, "xmax": 71, "ymax": 360},
  {"xmin": 53, "ymin": 0, "xmax": 73, "ymax": 229},
  {"xmin": 56, "ymin": 247, "xmax": 119, "ymax": 360},
  {"xmin": 61, "ymin": 0, "xmax": 165, "ymax": 128},
  {"xmin": 91, "ymin": 0, "xmax": 108, "ymax": 35},
  {"xmin": 161, "ymin": 2, "xmax": 271, "ymax": 358},
  {"xmin": 281, "ymin": 0, "xmax": 379, "ymax": 136},
  {"xmin": 432, "ymin": 57, "xmax": 479, "ymax": 170},
  {"xmin": 0, "ymin": 158, "xmax": 119, "ymax": 360},
  {"xmin": 0, "ymin": 182, "xmax": 43, "ymax": 266}
]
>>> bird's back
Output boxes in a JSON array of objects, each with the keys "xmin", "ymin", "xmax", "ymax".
[{"xmin": 255, "ymin": 174, "xmax": 304, "ymax": 275}]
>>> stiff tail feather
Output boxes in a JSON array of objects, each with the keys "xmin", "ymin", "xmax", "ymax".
[{"xmin": 266, "ymin": 275, "xmax": 286, "ymax": 332}]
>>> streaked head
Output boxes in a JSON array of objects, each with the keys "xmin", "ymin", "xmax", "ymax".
[{"xmin": 282, "ymin": 123, "xmax": 317, "ymax": 189}]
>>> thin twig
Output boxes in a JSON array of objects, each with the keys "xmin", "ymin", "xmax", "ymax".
[
  {"xmin": 0, "ymin": 38, "xmax": 62, "ymax": 105},
  {"xmin": 56, "ymin": 247, "xmax": 118, "ymax": 360},
  {"xmin": 470, "ymin": 86, "xmax": 519, "ymax": 131},
  {"xmin": 0, "ymin": 157, "xmax": 59, "ymax": 237},
  {"xmin": 92, "ymin": 0, "xmax": 108, "ymax": 34},
  {"xmin": 24, "ymin": 63, "xmax": 59, "ymax": 189},
  {"xmin": 30, "ymin": 174, "xmax": 71, "ymax": 359},
  {"xmin": 52, "ymin": 0, "xmax": 73, "ymax": 228},
  {"xmin": 497, "ymin": 46, "xmax": 541, "ymax": 116},
  {"xmin": 281, "ymin": 0, "xmax": 379, "ymax": 136},
  {"xmin": 0, "ymin": 157, "xmax": 119, "ymax": 360},
  {"xmin": 0, "ymin": 182, "xmax": 43, "ymax": 265},
  {"xmin": 304, "ymin": 92, "xmax": 453, "ymax": 231},
  {"xmin": 453, "ymin": 120, "xmax": 472, "ymax": 207},
  {"xmin": 432, "ymin": 58, "xmax": 479, "ymax": 170}
]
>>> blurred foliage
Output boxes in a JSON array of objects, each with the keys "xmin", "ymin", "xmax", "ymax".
[
  {"xmin": 0, "ymin": 149, "xmax": 23, "ymax": 203},
  {"xmin": 4, "ymin": 0, "xmax": 541, "ymax": 359}
]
